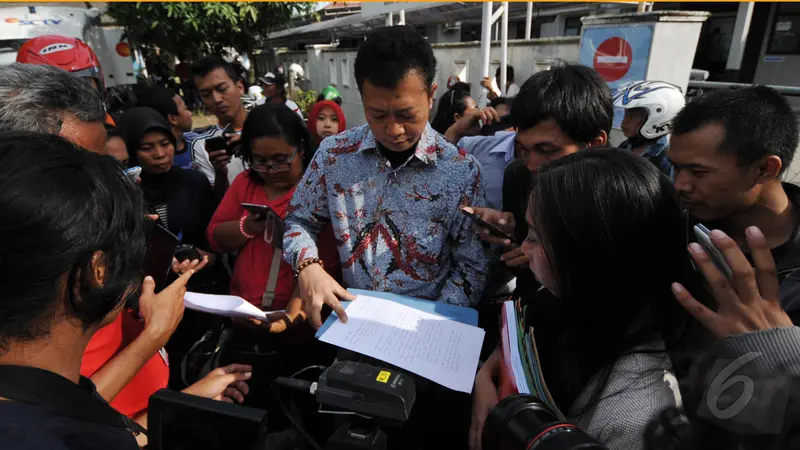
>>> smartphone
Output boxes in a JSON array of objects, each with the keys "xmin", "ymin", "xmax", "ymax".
[
  {"xmin": 693, "ymin": 223, "xmax": 733, "ymax": 280},
  {"xmin": 142, "ymin": 224, "xmax": 180, "ymax": 291},
  {"xmin": 241, "ymin": 203, "xmax": 270, "ymax": 219},
  {"xmin": 124, "ymin": 166, "xmax": 142, "ymax": 180},
  {"xmin": 205, "ymin": 125, "xmax": 236, "ymax": 155},
  {"xmin": 264, "ymin": 208, "xmax": 286, "ymax": 250},
  {"xmin": 461, "ymin": 208, "xmax": 514, "ymax": 242},
  {"xmin": 480, "ymin": 115, "xmax": 513, "ymax": 136},
  {"xmin": 174, "ymin": 244, "xmax": 201, "ymax": 263}
]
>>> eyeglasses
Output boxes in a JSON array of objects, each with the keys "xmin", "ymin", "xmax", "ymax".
[{"xmin": 251, "ymin": 148, "xmax": 298, "ymax": 172}]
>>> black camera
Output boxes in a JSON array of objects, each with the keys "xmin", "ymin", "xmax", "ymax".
[{"xmin": 483, "ymin": 395, "xmax": 608, "ymax": 450}]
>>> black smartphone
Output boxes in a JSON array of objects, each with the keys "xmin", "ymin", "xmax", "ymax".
[
  {"xmin": 174, "ymin": 244, "xmax": 202, "ymax": 263},
  {"xmin": 241, "ymin": 203, "xmax": 270, "ymax": 219},
  {"xmin": 480, "ymin": 115, "xmax": 513, "ymax": 136},
  {"xmin": 142, "ymin": 224, "xmax": 180, "ymax": 291},
  {"xmin": 205, "ymin": 125, "xmax": 236, "ymax": 155},
  {"xmin": 461, "ymin": 208, "xmax": 515, "ymax": 242}
]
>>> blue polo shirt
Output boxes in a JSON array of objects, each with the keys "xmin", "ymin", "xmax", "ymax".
[{"xmin": 458, "ymin": 131, "xmax": 516, "ymax": 210}]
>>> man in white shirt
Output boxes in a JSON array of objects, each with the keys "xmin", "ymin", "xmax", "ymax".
[
  {"xmin": 188, "ymin": 57, "xmax": 249, "ymax": 194},
  {"xmin": 256, "ymin": 72, "xmax": 304, "ymax": 120},
  {"xmin": 481, "ymin": 64, "xmax": 520, "ymax": 99}
]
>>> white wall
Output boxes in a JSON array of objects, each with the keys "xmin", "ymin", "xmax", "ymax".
[{"xmin": 283, "ymin": 37, "xmax": 581, "ymax": 127}]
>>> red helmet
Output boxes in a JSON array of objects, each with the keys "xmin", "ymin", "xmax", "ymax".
[{"xmin": 16, "ymin": 35, "xmax": 104, "ymax": 93}]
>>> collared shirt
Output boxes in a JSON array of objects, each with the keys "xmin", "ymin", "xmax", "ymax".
[
  {"xmin": 619, "ymin": 136, "xmax": 673, "ymax": 179},
  {"xmin": 458, "ymin": 131, "xmax": 516, "ymax": 210},
  {"xmin": 185, "ymin": 126, "xmax": 246, "ymax": 186},
  {"xmin": 284, "ymin": 123, "xmax": 490, "ymax": 307}
]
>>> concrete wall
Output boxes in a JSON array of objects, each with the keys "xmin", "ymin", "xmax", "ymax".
[{"xmin": 279, "ymin": 37, "xmax": 581, "ymax": 127}]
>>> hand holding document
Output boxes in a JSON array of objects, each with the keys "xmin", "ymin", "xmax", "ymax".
[
  {"xmin": 184, "ymin": 292, "xmax": 270, "ymax": 321},
  {"xmin": 317, "ymin": 295, "xmax": 485, "ymax": 394}
]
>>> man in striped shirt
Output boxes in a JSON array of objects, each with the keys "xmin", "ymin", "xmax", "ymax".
[{"xmin": 188, "ymin": 57, "xmax": 249, "ymax": 195}]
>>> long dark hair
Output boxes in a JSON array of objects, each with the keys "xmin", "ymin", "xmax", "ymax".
[
  {"xmin": 431, "ymin": 82, "xmax": 473, "ymax": 134},
  {"xmin": 0, "ymin": 134, "xmax": 146, "ymax": 351},
  {"xmin": 240, "ymin": 103, "xmax": 312, "ymax": 183},
  {"xmin": 526, "ymin": 148, "xmax": 693, "ymax": 413}
]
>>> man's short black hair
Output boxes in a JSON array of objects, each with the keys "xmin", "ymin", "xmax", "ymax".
[
  {"xmin": 672, "ymin": 86, "xmax": 798, "ymax": 174},
  {"xmin": 137, "ymin": 87, "xmax": 178, "ymax": 120},
  {"xmin": 509, "ymin": 63, "xmax": 613, "ymax": 144},
  {"xmin": 354, "ymin": 26, "xmax": 436, "ymax": 91},
  {"xmin": 190, "ymin": 56, "xmax": 239, "ymax": 83},
  {"xmin": 495, "ymin": 65, "xmax": 515, "ymax": 82}
]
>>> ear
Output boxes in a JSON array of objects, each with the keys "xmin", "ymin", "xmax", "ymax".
[
  {"xmin": 236, "ymin": 79, "xmax": 245, "ymax": 96},
  {"xmin": 756, "ymin": 155, "xmax": 783, "ymax": 183},
  {"xmin": 588, "ymin": 130, "xmax": 608, "ymax": 148},
  {"xmin": 429, "ymin": 83, "xmax": 439, "ymax": 110},
  {"xmin": 91, "ymin": 251, "xmax": 106, "ymax": 288},
  {"xmin": 167, "ymin": 114, "xmax": 179, "ymax": 128}
]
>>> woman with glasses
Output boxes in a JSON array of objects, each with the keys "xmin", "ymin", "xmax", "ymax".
[{"xmin": 207, "ymin": 103, "xmax": 341, "ymax": 331}]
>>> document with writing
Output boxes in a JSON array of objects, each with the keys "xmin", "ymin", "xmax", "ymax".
[{"xmin": 317, "ymin": 295, "xmax": 485, "ymax": 393}]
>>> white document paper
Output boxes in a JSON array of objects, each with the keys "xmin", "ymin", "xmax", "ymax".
[
  {"xmin": 318, "ymin": 295, "xmax": 485, "ymax": 393},
  {"xmin": 184, "ymin": 292, "xmax": 268, "ymax": 321}
]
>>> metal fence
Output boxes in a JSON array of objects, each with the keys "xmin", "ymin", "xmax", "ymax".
[{"xmin": 686, "ymin": 80, "xmax": 800, "ymax": 101}]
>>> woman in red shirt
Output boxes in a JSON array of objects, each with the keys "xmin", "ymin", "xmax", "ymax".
[{"xmin": 207, "ymin": 103, "xmax": 340, "ymax": 335}]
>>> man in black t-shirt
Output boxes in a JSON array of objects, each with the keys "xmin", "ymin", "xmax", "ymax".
[
  {"xmin": 669, "ymin": 86, "xmax": 800, "ymax": 324},
  {"xmin": 0, "ymin": 135, "xmax": 159, "ymax": 449},
  {"xmin": 464, "ymin": 64, "xmax": 614, "ymax": 300}
]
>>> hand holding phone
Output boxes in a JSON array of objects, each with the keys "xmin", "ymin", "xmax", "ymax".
[
  {"xmin": 124, "ymin": 166, "xmax": 142, "ymax": 180},
  {"xmin": 241, "ymin": 203, "xmax": 270, "ymax": 219},
  {"xmin": 142, "ymin": 224, "xmax": 180, "ymax": 292},
  {"xmin": 693, "ymin": 224, "xmax": 733, "ymax": 280},
  {"xmin": 461, "ymin": 207, "xmax": 515, "ymax": 244}
]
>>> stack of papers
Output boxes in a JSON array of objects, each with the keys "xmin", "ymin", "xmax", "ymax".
[
  {"xmin": 499, "ymin": 300, "xmax": 564, "ymax": 419},
  {"xmin": 316, "ymin": 292, "xmax": 485, "ymax": 394}
]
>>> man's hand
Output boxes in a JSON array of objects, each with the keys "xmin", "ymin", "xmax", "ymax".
[
  {"xmin": 182, "ymin": 364, "xmax": 252, "ymax": 404},
  {"xmin": 444, "ymin": 107, "xmax": 501, "ymax": 144},
  {"xmin": 672, "ymin": 226, "xmax": 793, "ymax": 339},
  {"xmin": 297, "ymin": 262, "xmax": 355, "ymax": 329},
  {"xmin": 480, "ymin": 76, "xmax": 499, "ymax": 100},
  {"xmin": 208, "ymin": 149, "xmax": 230, "ymax": 172},
  {"xmin": 242, "ymin": 310, "xmax": 307, "ymax": 334},
  {"xmin": 500, "ymin": 246, "xmax": 528, "ymax": 268},
  {"xmin": 138, "ymin": 270, "xmax": 194, "ymax": 346},
  {"xmin": 463, "ymin": 206, "xmax": 516, "ymax": 246},
  {"xmin": 172, "ymin": 255, "xmax": 209, "ymax": 275},
  {"xmin": 225, "ymin": 133, "xmax": 242, "ymax": 154},
  {"xmin": 243, "ymin": 213, "xmax": 266, "ymax": 237},
  {"xmin": 469, "ymin": 350, "xmax": 502, "ymax": 450}
]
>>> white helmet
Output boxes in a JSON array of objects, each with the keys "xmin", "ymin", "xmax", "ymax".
[{"xmin": 613, "ymin": 81, "xmax": 685, "ymax": 140}]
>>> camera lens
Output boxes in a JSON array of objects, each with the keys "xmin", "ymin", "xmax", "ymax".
[{"xmin": 482, "ymin": 395, "xmax": 608, "ymax": 450}]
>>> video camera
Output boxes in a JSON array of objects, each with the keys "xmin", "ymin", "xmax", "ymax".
[{"xmin": 148, "ymin": 361, "xmax": 609, "ymax": 450}]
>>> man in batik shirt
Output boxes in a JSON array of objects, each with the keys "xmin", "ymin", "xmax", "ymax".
[{"xmin": 284, "ymin": 26, "xmax": 489, "ymax": 328}]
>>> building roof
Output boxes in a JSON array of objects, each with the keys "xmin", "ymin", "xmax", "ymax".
[{"xmin": 265, "ymin": 2, "xmax": 639, "ymax": 48}]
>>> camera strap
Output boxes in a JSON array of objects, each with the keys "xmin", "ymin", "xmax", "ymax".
[{"xmin": 0, "ymin": 365, "xmax": 147, "ymax": 436}]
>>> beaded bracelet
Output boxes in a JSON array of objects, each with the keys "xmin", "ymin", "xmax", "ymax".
[
  {"xmin": 295, "ymin": 257, "xmax": 324, "ymax": 278},
  {"xmin": 239, "ymin": 215, "xmax": 256, "ymax": 239}
]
